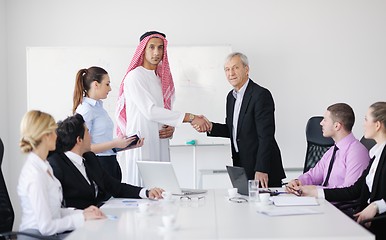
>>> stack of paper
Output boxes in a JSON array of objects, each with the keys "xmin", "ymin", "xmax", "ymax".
[
  {"xmin": 258, "ymin": 207, "xmax": 322, "ymax": 216},
  {"xmin": 101, "ymin": 198, "xmax": 142, "ymax": 209},
  {"xmin": 272, "ymin": 196, "xmax": 319, "ymax": 206}
]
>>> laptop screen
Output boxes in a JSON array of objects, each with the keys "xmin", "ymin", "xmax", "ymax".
[
  {"xmin": 226, "ymin": 165, "xmax": 249, "ymax": 195},
  {"xmin": 137, "ymin": 161, "xmax": 182, "ymax": 194}
]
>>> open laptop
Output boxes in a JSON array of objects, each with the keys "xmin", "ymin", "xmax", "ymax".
[
  {"xmin": 137, "ymin": 161, "xmax": 207, "ymax": 196},
  {"xmin": 226, "ymin": 165, "xmax": 249, "ymax": 195},
  {"xmin": 226, "ymin": 165, "xmax": 282, "ymax": 196}
]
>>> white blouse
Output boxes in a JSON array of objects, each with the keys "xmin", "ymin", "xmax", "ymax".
[
  {"xmin": 18, "ymin": 152, "xmax": 84, "ymax": 235},
  {"xmin": 367, "ymin": 141, "xmax": 386, "ymax": 214}
]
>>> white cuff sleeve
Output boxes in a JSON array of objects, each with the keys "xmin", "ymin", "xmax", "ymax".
[
  {"xmin": 72, "ymin": 211, "xmax": 85, "ymax": 228},
  {"xmin": 139, "ymin": 188, "xmax": 148, "ymax": 199},
  {"xmin": 317, "ymin": 187, "xmax": 325, "ymax": 199},
  {"xmin": 374, "ymin": 199, "xmax": 386, "ymax": 215}
]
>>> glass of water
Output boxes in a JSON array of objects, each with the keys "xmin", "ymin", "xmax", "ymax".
[{"xmin": 248, "ymin": 180, "xmax": 260, "ymax": 202}]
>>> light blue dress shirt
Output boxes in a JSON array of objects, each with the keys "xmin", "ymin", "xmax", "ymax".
[{"xmin": 76, "ymin": 97, "xmax": 115, "ymax": 156}]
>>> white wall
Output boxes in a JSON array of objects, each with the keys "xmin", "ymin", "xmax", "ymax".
[
  {"xmin": 0, "ymin": 1, "xmax": 6, "ymax": 129},
  {"xmin": 4, "ymin": 0, "xmax": 386, "ymax": 229},
  {"xmin": 0, "ymin": 0, "xmax": 9, "ymax": 191}
]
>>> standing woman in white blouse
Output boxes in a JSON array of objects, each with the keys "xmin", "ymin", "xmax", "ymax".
[
  {"xmin": 300, "ymin": 102, "xmax": 386, "ymax": 239},
  {"xmin": 73, "ymin": 66, "xmax": 143, "ymax": 181},
  {"xmin": 17, "ymin": 110, "xmax": 105, "ymax": 239}
]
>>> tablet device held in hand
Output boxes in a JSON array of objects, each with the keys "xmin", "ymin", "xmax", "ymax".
[{"xmin": 112, "ymin": 133, "xmax": 140, "ymax": 152}]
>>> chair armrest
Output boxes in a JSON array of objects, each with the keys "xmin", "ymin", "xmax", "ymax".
[
  {"xmin": 333, "ymin": 200, "xmax": 360, "ymax": 210},
  {"xmin": 360, "ymin": 214, "xmax": 386, "ymax": 225}
]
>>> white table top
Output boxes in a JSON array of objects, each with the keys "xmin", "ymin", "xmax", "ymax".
[{"xmin": 66, "ymin": 189, "xmax": 375, "ymax": 240}]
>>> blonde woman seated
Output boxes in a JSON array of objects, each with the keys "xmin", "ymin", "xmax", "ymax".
[{"xmin": 17, "ymin": 110, "xmax": 105, "ymax": 239}]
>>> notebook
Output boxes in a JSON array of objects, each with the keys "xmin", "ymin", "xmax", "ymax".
[
  {"xmin": 271, "ymin": 196, "xmax": 319, "ymax": 206},
  {"xmin": 137, "ymin": 161, "xmax": 207, "ymax": 196},
  {"xmin": 226, "ymin": 165, "xmax": 249, "ymax": 195}
]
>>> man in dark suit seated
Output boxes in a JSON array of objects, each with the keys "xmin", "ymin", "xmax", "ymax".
[{"xmin": 48, "ymin": 114, "xmax": 163, "ymax": 209}]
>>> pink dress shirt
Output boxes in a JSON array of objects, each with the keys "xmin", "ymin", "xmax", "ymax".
[{"xmin": 298, "ymin": 133, "xmax": 370, "ymax": 188}]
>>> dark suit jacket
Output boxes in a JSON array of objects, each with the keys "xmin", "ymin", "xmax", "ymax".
[
  {"xmin": 325, "ymin": 145, "xmax": 386, "ymax": 237},
  {"xmin": 48, "ymin": 151, "xmax": 142, "ymax": 209},
  {"xmin": 208, "ymin": 80, "xmax": 285, "ymax": 186}
]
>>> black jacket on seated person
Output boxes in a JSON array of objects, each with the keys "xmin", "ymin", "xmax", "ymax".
[
  {"xmin": 324, "ymin": 145, "xmax": 386, "ymax": 239},
  {"xmin": 48, "ymin": 151, "xmax": 142, "ymax": 209}
]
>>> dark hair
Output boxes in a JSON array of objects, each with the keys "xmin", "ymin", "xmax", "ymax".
[
  {"xmin": 55, "ymin": 114, "xmax": 85, "ymax": 152},
  {"xmin": 72, "ymin": 66, "xmax": 108, "ymax": 113},
  {"xmin": 327, "ymin": 103, "xmax": 355, "ymax": 131},
  {"xmin": 140, "ymin": 31, "xmax": 166, "ymax": 41},
  {"xmin": 369, "ymin": 102, "xmax": 386, "ymax": 130}
]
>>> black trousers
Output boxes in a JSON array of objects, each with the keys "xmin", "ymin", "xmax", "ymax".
[{"xmin": 97, "ymin": 155, "xmax": 122, "ymax": 182}]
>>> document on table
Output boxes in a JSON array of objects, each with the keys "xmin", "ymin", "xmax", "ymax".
[
  {"xmin": 272, "ymin": 196, "xmax": 319, "ymax": 206},
  {"xmin": 101, "ymin": 198, "xmax": 148, "ymax": 208},
  {"xmin": 258, "ymin": 207, "xmax": 323, "ymax": 216}
]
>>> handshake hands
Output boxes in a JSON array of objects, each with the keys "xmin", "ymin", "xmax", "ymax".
[{"xmin": 191, "ymin": 115, "xmax": 212, "ymax": 133}]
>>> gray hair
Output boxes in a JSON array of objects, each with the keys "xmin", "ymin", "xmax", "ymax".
[{"xmin": 225, "ymin": 52, "xmax": 249, "ymax": 67}]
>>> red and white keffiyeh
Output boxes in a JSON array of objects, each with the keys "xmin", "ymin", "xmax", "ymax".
[{"xmin": 116, "ymin": 34, "xmax": 174, "ymax": 137}]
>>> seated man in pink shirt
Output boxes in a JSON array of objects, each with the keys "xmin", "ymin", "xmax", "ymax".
[{"xmin": 287, "ymin": 103, "xmax": 370, "ymax": 194}]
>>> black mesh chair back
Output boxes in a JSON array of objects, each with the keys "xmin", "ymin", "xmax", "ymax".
[
  {"xmin": 0, "ymin": 138, "xmax": 15, "ymax": 238},
  {"xmin": 303, "ymin": 116, "xmax": 334, "ymax": 173},
  {"xmin": 360, "ymin": 136, "xmax": 376, "ymax": 151}
]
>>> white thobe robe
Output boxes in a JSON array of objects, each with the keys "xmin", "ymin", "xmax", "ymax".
[{"xmin": 119, "ymin": 66, "xmax": 184, "ymax": 186}]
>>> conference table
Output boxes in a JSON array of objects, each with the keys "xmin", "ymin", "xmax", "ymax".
[{"xmin": 65, "ymin": 189, "xmax": 374, "ymax": 240}]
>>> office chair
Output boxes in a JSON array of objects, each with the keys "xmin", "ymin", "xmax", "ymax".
[
  {"xmin": 360, "ymin": 136, "xmax": 376, "ymax": 151},
  {"xmin": 303, "ymin": 116, "xmax": 334, "ymax": 173},
  {"xmin": 0, "ymin": 137, "xmax": 57, "ymax": 240}
]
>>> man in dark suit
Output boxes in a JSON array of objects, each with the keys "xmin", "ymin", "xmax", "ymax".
[
  {"xmin": 195, "ymin": 52, "xmax": 285, "ymax": 187},
  {"xmin": 48, "ymin": 114, "xmax": 163, "ymax": 209}
]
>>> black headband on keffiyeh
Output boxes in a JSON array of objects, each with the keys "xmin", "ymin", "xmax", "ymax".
[{"xmin": 140, "ymin": 31, "xmax": 166, "ymax": 41}]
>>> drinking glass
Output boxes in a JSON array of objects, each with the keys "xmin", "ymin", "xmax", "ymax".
[{"xmin": 248, "ymin": 180, "xmax": 259, "ymax": 202}]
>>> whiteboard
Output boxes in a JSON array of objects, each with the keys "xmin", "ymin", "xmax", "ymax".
[{"xmin": 26, "ymin": 46, "xmax": 232, "ymax": 145}]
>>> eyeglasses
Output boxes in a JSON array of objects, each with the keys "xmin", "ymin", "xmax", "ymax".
[
  {"xmin": 180, "ymin": 196, "xmax": 205, "ymax": 201},
  {"xmin": 229, "ymin": 197, "xmax": 248, "ymax": 203}
]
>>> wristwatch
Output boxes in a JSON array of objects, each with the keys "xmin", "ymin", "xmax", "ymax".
[{"xmin": 188, "ymin": 113, "xmax": 195, "ymax": 123}]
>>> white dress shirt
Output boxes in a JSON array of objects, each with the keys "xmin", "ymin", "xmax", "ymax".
[
  {"xmin": 65, "ymin": 151, "xmax": 98, "ymax": 197},
  {"xmin": 232, "ymin": 80, "xmax": 249, "ymax": 152},
  {"xmin": 18, "ymin": 152, "xmax": 84, "ymax": 235}
]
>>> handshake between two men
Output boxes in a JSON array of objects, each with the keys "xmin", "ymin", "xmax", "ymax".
[
  {"xmin": 190, "ymin": 114, "xmax": 212, "ymax": 133},
  {"xmin": 158, "ymin": 114, "xmax": 212, "ymax": 140}
]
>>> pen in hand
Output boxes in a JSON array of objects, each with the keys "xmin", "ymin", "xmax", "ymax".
[{"xmin": 285, "ymin": 185, "xmax": 302, "ymax": 196}]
